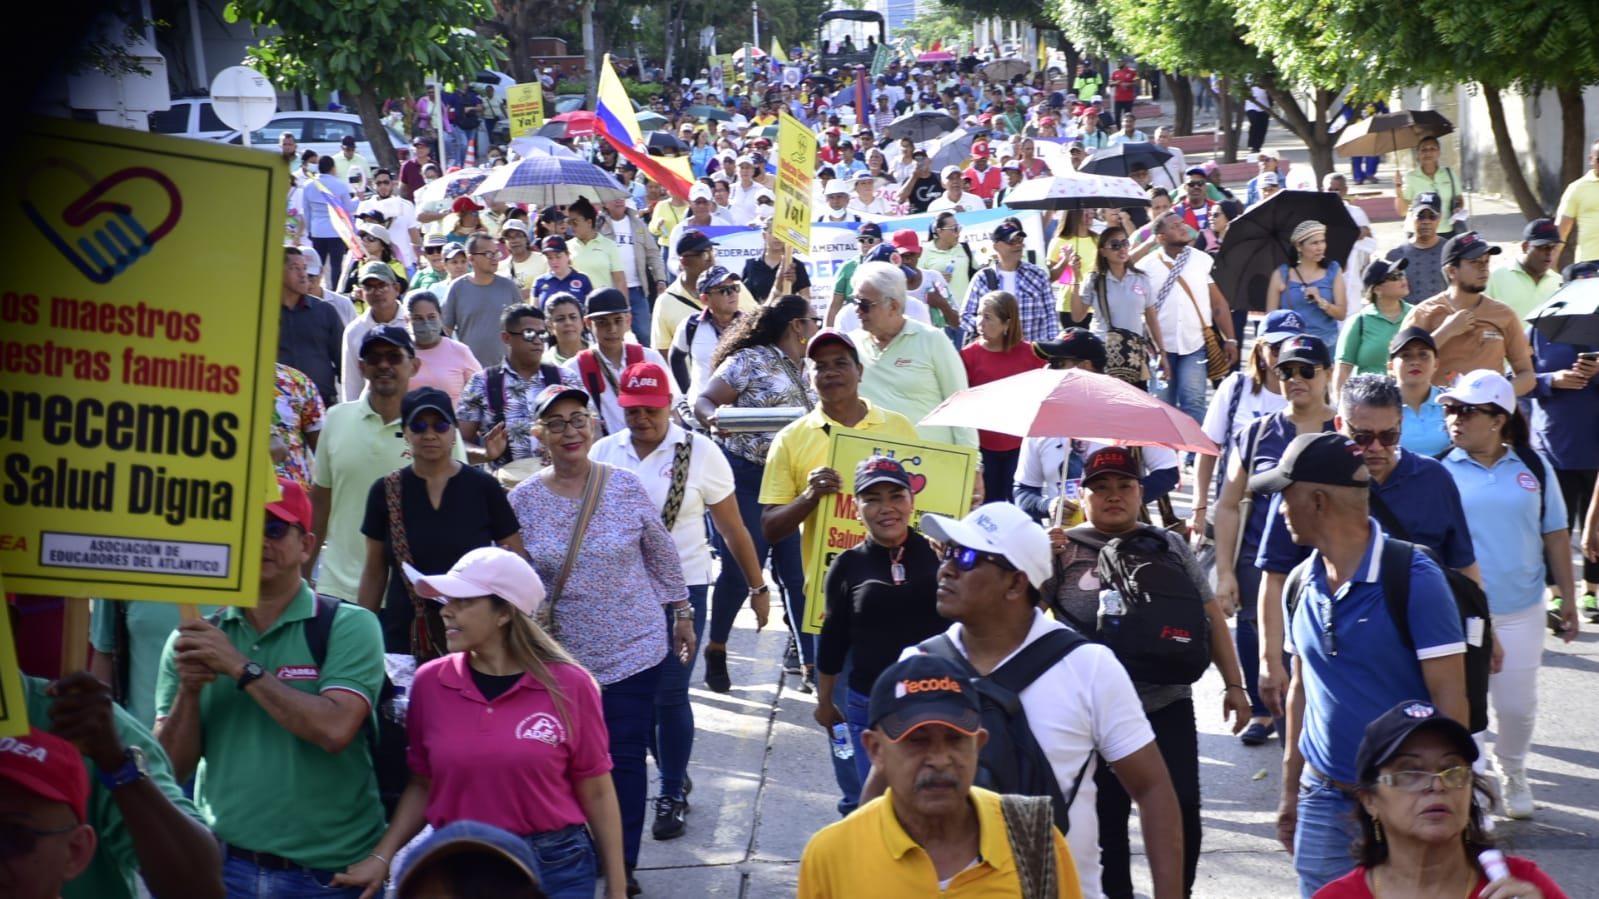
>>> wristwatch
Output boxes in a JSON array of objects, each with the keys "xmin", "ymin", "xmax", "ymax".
[
  {"xmin": 749, "ymin": 584, "xmax": 771, "ymax": 597},
  {"xmin": 236, "ymin": 660, "xmax": 267, "ymax": 691},
  {"xmin": 96, "ymin": 746, "xmax": 148, "ymax": 791},
  {"xmin": 671, "ymin": 603, "xmax": 696, "ymax": 621}
]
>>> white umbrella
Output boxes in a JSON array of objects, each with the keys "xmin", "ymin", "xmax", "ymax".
[
  {"xmin": 508, "ymin": 136, "xmax": 580, "ymax": 160},
  {"xmin": 1001, "ymin": 172, "xmax": 1151, "ymax": 210}
]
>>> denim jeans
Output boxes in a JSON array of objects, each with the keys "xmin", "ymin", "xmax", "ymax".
[
  {"xmin": 709, "ymin": 449, "xmax": 813, "ymax": 664},
  {"xmin": 1232, "ymin": 552, "xmax": 1269, "ymax": 719},
  {"xmin": 979, "ymin": 447, "xmax": 1019, "ymax": 504},
  {"xmin": 627, "ymin": 286, "xmax": 652, "ymax": 345},
  {"xmin": 221, "ymin": 854, "xmax": 364, "ymax": 899},
  {"xmin": 603, "ymin": 658, "xmax": 665, "ymax": 868},
  {"xmin": 524, "ymin": 824, "xmax": 598, "ymax": 899},
  {"xmin": 652, "ymin": 584, "xmax": 708, "ymax": 800},
  {"xmin": 1161, "ymin": 350, "xmax": 1210, "ymax": 427},
  {"xmin": 845, "ymin": 687, "xmax": 872, "ymax": 785},
  {"xmin": 1293, "ymin": 771, "xmax": 1360, "ymax": 897},
  {"xmin": 1096, "ymin": 698, "xmax": 1201, "ymax": 899},
  {"xmin": 310, "ymin": 236, "xmax": 346, "ymax": 293},
  {"xmin": 446, "ymin": 126, "xmax": 468, "ymax": 168},
  {"xmin": 825, "ymin": 657, "xmax": 859, "ymax": 816}
]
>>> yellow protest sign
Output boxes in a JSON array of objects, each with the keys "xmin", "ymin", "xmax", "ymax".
[
  {"xmin": 802, "ymin": 429, "xmax": 977, "ymax": 633},
  {"xmin": 0, "ymin": 577, "xmax": 27, "ymax": 737},
  {"xmin": 774, "ymin": 112, "xmax": 817, "ymax": 255},
  {"xmin": 0, "ymin": 117, "xmax": 283, "ymax": 606},
  {"xmin": 506, "ymin": 82, "xmax": 546, "ymax": 138}
]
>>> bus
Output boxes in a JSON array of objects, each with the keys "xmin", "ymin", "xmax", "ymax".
[{"xmin": 816, "ymin": 10, "xmax": 885, "ymax": 72}]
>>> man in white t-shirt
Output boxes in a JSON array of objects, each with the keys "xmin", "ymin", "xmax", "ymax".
[
  {"xmin": 861, "ymin": 501, "xmax": 1184, "ymax": 899},
  {"xmin": 355, "ymin": 168, "xmax": 422, "ymax": 268}
]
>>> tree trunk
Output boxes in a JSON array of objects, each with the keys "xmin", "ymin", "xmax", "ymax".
[
  {"xmin": 1557, "ymin": 83, "xmax": 1585, "ymax": 191},
  {"xmin": 1219, "ymin": 77, "xmax": 1240, "ymax": 163},
  {"xmin": 1267, "ymin": 84, "xmax": 1340, "ymax": 184},
  {"xmin": 1479, "ymin": 83, "xmax": 1545, "ymax": 219},
  {"xmin": 581, "ymin": 0, "xmax": 598, "ymax": 107},
  {"xmin": 354, "ymin": 87, "xmax": 399, "ymax": 172},
  {"xmin": 1167, "ymin": 72, "xmax": 1193, "ymax": 136}
]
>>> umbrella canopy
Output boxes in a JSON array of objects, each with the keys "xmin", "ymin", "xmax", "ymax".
[
  {"xmin": 980, "ymin": 57, "xmax": 1029, "ymax": 82},
  {"xmin": 1529, "ymin": 278, "xmax": 1599, "ymax": 346},
  {"xmin": 683, "ymin": 104, "xmax": 731, "ymax": 122},
  {"xmin": 885, "ymin": 110, "xmax": 958, "ymax": 143},
  {"xmin": 917, "ymin": 50, "xmax": 956, "ymax": 63},
  {"xmin": 1077, "ymin": 141, "xmax": 1174, "ymax": 178},
  {"xmin": 508, "ymin": 136, "xmax": 580, "ymax": 160},
  {"xmin": 1001, "ymin": 172, "xmax": 1151, "ymax": 211},
  {"xmin": 745, "ymin": 124, "xmax": 780, "ymax": 140},
  {"xmin": 928, "ymin": 129, "xmax": 978, "ymax": 174},
  {"xmin": 635, "ymin": 111, "xmax": 668, "ymax": 131},
  {"xmin": 1213, "ymin": 190, "xmax": 1360, "ymax": 311},
  {"xmin": 732, "ymin": 47, "xmax": 768, "ymax": 61},
  {"xmin": 414, "ymin": 167, "xmax": 491, "ymax": 206},
  {"xmin": 920, "ymin": 368, "xmax": 1219, "ymax": 454},
  {"xmin": 1335, "ymin": 109, "xmax": 1455, "ymax": 158},
  {"xmin": 473, "ymin": 154, "xmax": 629, "ymax": 207},
  {"xmin": 548, "ymin": 110, "xmax": 598, "ymax": 137},
  {"xmin": 646, "ymin": 131, "xmax": 689, "ymax": 156}
]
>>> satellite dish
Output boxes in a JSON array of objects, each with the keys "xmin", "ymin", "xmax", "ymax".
[{"xmin": 210, "ymin": 66, "xmax": 278, "ymax": 145}]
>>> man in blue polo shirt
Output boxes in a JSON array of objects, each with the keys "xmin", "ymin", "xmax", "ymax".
[{"xmin": 1250, "ymin": 432, "xmax": 1467, "ymax": 897}]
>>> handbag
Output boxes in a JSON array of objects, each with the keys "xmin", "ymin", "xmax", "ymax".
[
  {"xmin": 1173, "ymin": 274, "xmax": 1231, "ymax": 382},
  {"xmin": 542, "ymin": 462, "xmax": 612, "ymax": 638},
  {"xmin": 384, "ymin": 470, "xmax": 446, "ymax": 662},
  {"xmin": 1090, "ymin": 272, "xmax": 1151, "ymax": 384}
]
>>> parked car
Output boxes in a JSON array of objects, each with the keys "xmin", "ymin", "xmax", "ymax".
[
  {"xmin": 148, "ymin": 97, "xmax": 234, "ymax": 141},
  {"xmin": 219, "ymin": 111, "xmax": 407, "ymax": 173}
]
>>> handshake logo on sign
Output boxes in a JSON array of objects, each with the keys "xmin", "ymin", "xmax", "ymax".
[{"xmin": 21, "ymin": 160, "xmax": 183, "ymax": 284}]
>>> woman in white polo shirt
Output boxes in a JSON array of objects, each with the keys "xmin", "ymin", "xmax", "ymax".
[{"xmin": 589, "ymin": 362, "xmax": 767, "ymax": 843}]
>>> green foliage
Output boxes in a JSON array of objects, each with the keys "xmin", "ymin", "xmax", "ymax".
[
  {"xmin": 1049, "ymin": 0, "xmax": 1121, "ymax": 61},
  {"xmin": 1423, "ymin": 0, "xmax": 1599, "ymax": 91},
  {"xmin": 894, "ymin": 4, "xmax": 979, "ymax": 49}
]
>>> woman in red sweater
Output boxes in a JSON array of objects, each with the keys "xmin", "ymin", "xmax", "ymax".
[{"xmin": 958, "ymin": 289, "xmax": 1044, "ymax": 503}]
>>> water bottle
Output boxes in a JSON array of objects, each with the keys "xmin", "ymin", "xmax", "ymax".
[
  {"xmin": 1098, "ymin": 588, "xmax": 1126, "ymax": 639},
  {"xmin": 830, "ymin": 723, "xmax": 854, "ymax": 760}
]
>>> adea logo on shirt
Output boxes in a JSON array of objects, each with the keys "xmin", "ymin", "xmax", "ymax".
[
  {"xmin": 894, "ymin": 357, "xmax": 914, "ymax": 367},
  {"xmin": 277, "ymin": 666, "xmax": 319, "ymax": 681},
  {"xmin": 515, "ymin": 712, "xmax": 566, "ymax": 746},
  {"xmin": 1517, "ymin": 472, "xmax": 1539, "ymax": 492}
]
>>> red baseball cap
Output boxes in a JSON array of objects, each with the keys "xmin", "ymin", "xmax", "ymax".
[
  {"xmin": 0, "ymin": 728, "xmax": 89, "ymax": 823},
  {"xmin": 890, "ymin": 229, "xmax": 922, "ymax": 255},
  {"xmin": 451, "ymin": 196, "xmax": 484, "ymax": 214},
  {"xmin": 617, "ymin": 362, "xmax": 673, "ymax": 409},
  {"xmin": 266, "ymin": 478, "xmax": 314, "ymax": 531},
  {"xmin": 970, "ymin": 141, "xmax": 990, "ymax": 158}
]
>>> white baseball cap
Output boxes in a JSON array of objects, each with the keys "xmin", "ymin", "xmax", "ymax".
[
  {"xmin": 824, "ymin": 180, "xmax": 850, "ymax": 196},
  {"xmin": 1438, "ymin": 369, "xmax": 1516, "ymax": 415},
  {"xmin": 688, "ymin": 182, "xmax": 715, "ymax": 203},
  {"xmin": 297, "ymin": 245, "xmax": 322, "ymax": 276},
  {"xmin": 920, "ymin": 502, "xmax": 1052, "ymax": 589},
  {"xmin": 405, "ymin": 547, "xmax": 547, "ymax": 616}
]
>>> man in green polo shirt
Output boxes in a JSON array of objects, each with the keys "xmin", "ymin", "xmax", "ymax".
[
  {"xmin": 1485, "ymin": 218, "xmax": 1564, "ymax": 320},
  {"xmin": 154, "ymin": 478, "xmax": 386, "ymax": 894}
]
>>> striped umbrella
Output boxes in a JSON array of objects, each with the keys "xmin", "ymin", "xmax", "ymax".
[
  {"xmin": 473, "ymin": 154, "xmax": 630, "ymax": 207},
  {"xmin": 414, "ymin": 167, "xmax": 491, "ymax": 206}
]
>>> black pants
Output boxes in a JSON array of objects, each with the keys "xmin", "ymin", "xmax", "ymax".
[
  {"xmin": 1096, "ymin": 696, "xmax": 1200, "ymax": 899},
  {"xmin": 1114, "ymin": 100, "xmax": 1136, "ymax": 122},
  {"xmin": 311, "ymin": 236, "xmax": 346, "ymax": 291},
  {"xmin": 1245, "ymin": 110, "xmax": 1270, "ymax": 153},
  {"xmin": 980, "ymin": 447, "xmax": 1019, "ymax": 504},
  {"xmin": 1555, "ymin": 468, "xmax": 1599, "ymax": 585}
]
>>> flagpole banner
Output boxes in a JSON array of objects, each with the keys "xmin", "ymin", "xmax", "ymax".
[
  {"xmin": 802, "ymin": 429, "xmax": 976, "ymax": 633},
  {"xmin": 505, "ymin": 82, "xmax": 546, "ymax": 138},
  {"xmin": 0, "ymin": 117, "xmax": 283, "ymax": 605},
  {"xmin": 774, "ymin": 112, "xmax": 817, "ymax": 255}
]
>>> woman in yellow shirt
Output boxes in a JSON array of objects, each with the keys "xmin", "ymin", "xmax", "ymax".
[
  {"xmin": 566, "ymin": 197, "xmax": 629, "ymax": 296},
  {"xmin": 1048, "ymin": 209, "xmax": 1101, "ymax": 329}
]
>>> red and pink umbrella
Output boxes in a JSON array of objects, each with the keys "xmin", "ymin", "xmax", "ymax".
[
  {"xmin": 920, "ymin": 368, "xmax": 1218, "ymax": 454},
  {"xmin": 548, "ymin": 110, "xmax": 598, "ymax": 137}
]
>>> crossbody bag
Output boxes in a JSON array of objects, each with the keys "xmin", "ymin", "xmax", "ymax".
[{"xmin": 542, "ymin": 462, "xmax": 611, "ymax": 638}]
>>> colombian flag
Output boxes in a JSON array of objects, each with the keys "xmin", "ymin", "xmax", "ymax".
[{"xmin": 595, "ymin": 54, "xmax": 696, "ymax": 201}]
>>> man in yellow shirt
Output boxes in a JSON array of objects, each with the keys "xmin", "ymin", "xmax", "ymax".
[
  {"xmin": 798, "ymin": 653, "xmax": 1082, "ymax": 898},
  {"xmin": 1557, "ymin": 140, "xmax": 1599, "ymax": 263}
]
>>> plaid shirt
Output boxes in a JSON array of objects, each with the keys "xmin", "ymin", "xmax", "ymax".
[{"xmin": 962, "ymin": 261, "xmax": 1056, "ymax": 344}]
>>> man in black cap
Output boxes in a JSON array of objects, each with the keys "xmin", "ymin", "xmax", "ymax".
[
  {"xmin": 798, "ymin": 654, "xmax": 1077, "ymax": 896},
  {"xmin": 562, "ymin": 287, "xmax": 672, "ymax": 436},
  {"xmin": 826, "ymin": 222, "xmax": 887, "ymax": 327},
  {"xmin": 962, "ymin": 220, "xmax": 1057, "ymax": 344},
  {"xmin": 652, "ymin": 229, "xmax": 753, "ymax": 353},
  {"xmin": 331, "ymin": 133, "xmax": 370, "ymax": 185},
  {"xmin": 1399, "ymin": 231, "xmax": 1534, "ymax": 394},
  {"xmin": 1485, "ymin": 218, "xmax": 1564, "ymax": 320},
  {"xmin": 1246, "ymin": 431, "xmax": 1466, "ymax": 896},
  {"xmin": 1383, "ymin": 191, "xmax": 1447, "ymax": 304}
]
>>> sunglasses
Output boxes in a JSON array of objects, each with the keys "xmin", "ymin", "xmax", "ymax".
[
  {"xmin": 1375, "ymin": 766, "xmax": 1473, "ymax": 792},
  {"xmin": 408, "ymin": 419, "xmax": 453, "ymax": 434},
  {"xmin": 708, "ymin": 284, "xmax": 741, "ymax": 296},
  {"xmin": 1415, "ymin": 210, "xmax": 1441, "ymax": 220},
  {"xmin": 1383, "ymin": 271, "xmax": 1408, "ymax": 282},
  {"xmin": 363, "ymin": 351, "xmax": 408, "ymax": 366},
  {"xmin": 1187, "ymin": 181, "xmax": 1207, "ymax": 188},
  {"xmin": 1275, "ymin": 362, "xmax": 1320, "ymax": 381},
  {"xmin": 512, "ymin": 327, "xmax": 548, "ymax": 342},
  {"xmin": 849, "ymin": 294, "xmax": 881, "ymax": 312},
  {"xmin": 1348, "ymin": 428, "xmax": 1401, "ymax": 448},
  {"xmin": 422, "ymin": 247, "xmax": 443, "ymax": 255},
  {"xmin": 264, "ymin": 518, "xmax": 302, "ymax": 541},
  {"xmin": 940, "ymin": 541, "xmax": 1017, "ymax": 574},
  {"xmin": 0, "ymin": 821, "xmax": 80, "ymax": 861},
  {"xmin": 1103, "ymin": 239, "xmax": 1130, "ymax": 250},
  {"xmin": 858, "ymin": 237, "xmax": 882, "ymax": 246},
  {"xmin": 1443, "ymin": 403, "xmax": 1500, "ymax": 419},
  {"xmin": 540, "ymin": 412, "xmax": 591, "ymax": 434}
]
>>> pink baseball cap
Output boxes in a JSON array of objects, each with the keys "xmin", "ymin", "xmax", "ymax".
[
  {"xmin": 618, "ymin": 362, "xmax": 673, "ymax": 409},
  {"xmin": 409, "ymin": 547, "xmax": 547, "ymax": 616}
]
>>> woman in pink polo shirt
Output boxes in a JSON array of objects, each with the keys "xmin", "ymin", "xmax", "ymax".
[{"xmin": 334, "ymin": 547, "xmax": 627, "ymax": 899}]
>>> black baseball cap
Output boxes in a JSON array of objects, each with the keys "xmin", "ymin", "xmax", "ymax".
[
  {"xmin": 401, "ymin": 387, "xmax": 457, "ymax": 428},
  {"xmin": 1411, "ymin": 191, "xmax": 1443, "ymax": 213},
  {"xmin": 1387, "ymin": 325, "xmax": 1437, "ymax": 358},
  {"xmin": 676, "ymin": 229, "xmax": 714, "ymax": 255},
  {"xmin": 583, "ymin": 287, "xmax": 630, "ymax": 318},
  {"xmin": 1276, "ymin": 335, "xmax": 1332, "ymax": 368},
  {"xmin": 1563, "ymin": 260, "xmax": 1599, "ymax": 281},
  {"xmin": 1032, "ymin": 328, "xmax": 1105, "ymax": 371},
  {"xmin": 854, "ymin": 456, "xmax": 913, "ymax": 493},
  {"xmin": 1522, "ymin": 218, "xmax": 1561, "ymax": 247},
  {"xmin": 868, "ymin": 654, "xmax": 982, "ymax": 743},
  {"xmin": 1082, "ymin": 446, "xmax": 1140, "ymax": 484},
  {"xmin": 806, "ymin": 328, "xmax": 861, "ymax": 364},
  {"xmin": 1441, "ymin": 231, "xmax": 1502, "ymax": 266},
  {"xmin": 857, "ymin": 222, "xmax": 884, "ymax": 241},
  {"xmin": 359, "ymin": 324, "xmax": 415, "ymax": 357},
  {"xmin": 1248, "ymin": 432, "xmax": 1372, "ymax": 494},
  {"xmin": 1361, "ymin": 256, "xmax": 1408, "ymax": 289},
  {"xmin": 1355, "ymin": 700, "xmax": 1478, "ymax": 786}
]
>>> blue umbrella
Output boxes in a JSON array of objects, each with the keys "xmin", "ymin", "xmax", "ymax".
[{"xmin": 474, "ymin": 154, "xmax": 630, "ymax": 207}]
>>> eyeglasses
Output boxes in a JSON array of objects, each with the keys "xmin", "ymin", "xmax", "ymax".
[
  {"xmin": 808, "ymin": 316, "xmax": 824, "ymax": 325},
  {"xmin": 1348, "ymin": 428, "xmax": 1401, "ymax": 448},
  {"xmin": 1383, "ymin": 271, "xmax": 1408, "ymax": 282},
  {"xmin": 408, "ymin": 419, "xmax": 453, "ymax": 434},
  {"xmin": 1443, "ymin": 403, "xmax": 1500, "ymax": 419},
  {"xmin": 512, "ymin": 327, "xmax": 548, "ymax": 342},
  {"xmin": 264, "ymin": 518, "xmax": 303, "ymax": 541},
  {"xmin": 469, "ymin": 250, "xmax": 501, "ymax": 258},
  {"xmin": 1275, "ymin": 363, "xmax": 1320, "ymax": 381},
  {"xmin": 363, "ymin": 351, "xmax": 408, "ymax": 366},
  {"xmin": 937, "ymin": 225, "xmax": 960, "ymax": 232},
  {"xmin": 540, "ymin": 412, "xmax": 591, "ymax": 434},
  {"xmin": 940, "ymin": 541, "xmax": 1017, "ymax": 574},
  {"xmin": 0, "ymin": 821, "xmax": 80, "ymax": 861},
  {"xmin": 1375, "ymin": 766, "xmax": 1473, "ymax": 792},
  {"xmin": 1103, "ymin": 239, "xmax": 1130, "ymax": 250}
]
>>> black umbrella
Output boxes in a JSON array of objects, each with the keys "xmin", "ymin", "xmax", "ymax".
[
  {"xmin": 1529, "ymin": 278, "xmax": 1599, "ymax": 346},
  {"xmin": 1213, "ymin": 191, "xmax": 1360, "ymax": 311},
  {"xmin": 884, "ymin": 110, "xmax": 959, "ymax": 143},
  {"xmin": 1077, "ymin": 141, "xmax": 1173, "ymax": 178},
  {"xmin": 1335, "ymin": 109, "xmax": 1454, "ymax": 158},
  {"xmin": 647, "ymin": 131, "xmax": 689, "ymax": 156}
]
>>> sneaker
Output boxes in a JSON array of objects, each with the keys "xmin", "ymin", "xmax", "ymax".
[
  {"xmin": 1239, "ymin": 720, "xmax": 1276, "ymax": 746},
  {"xmin": 651, "ymin": 795, "xmax": 688, "ymax": 840},
  {"xmin": 683, "ymin": 772, "xmax": 693, "ymax": 798},
  {"xmin": 1547, "ymin": 596, "xmax": 1567, "ymax": 636},
  {"xmin": 783, "ymin": 637, "xmax": 802, "ymax": 675},
  {"xmin": 1478, "ymin": 769, "xmax": 1503, "ymax": 817},
  {"xmin": 703, "ymin": 647, "xmax": 731, "ymax": 694},
  {"xmin": 1583, "ymin": 593, "xmax": 1599, "ymax": 623},
  {"xmin": 797, "ymin": 666, "xmax": 816, "ymax": 694},
  {"xmin": 627, "ymin": 874, "xmax": 642, "ymax": 897},
  {"xmin": 1503, "ymin": 771, "xmax": 1534, "ymax": 819}
]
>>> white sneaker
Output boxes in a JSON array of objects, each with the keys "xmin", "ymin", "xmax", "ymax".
[{"xmin": 1503, "ymin": 770, "xmax": 1534, "ymax": 819}]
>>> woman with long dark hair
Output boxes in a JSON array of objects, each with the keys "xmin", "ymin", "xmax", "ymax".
[
  {"xmin": 1266, "ymin": 220, "xmax": 1347, "ymax": 347},
  {"xmin": 1068, "ymin": 226, "xmax": 1167, "ymax": 389}
]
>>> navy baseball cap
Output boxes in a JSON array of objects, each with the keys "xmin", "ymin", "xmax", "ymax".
[
  {"xmin": 1361, "ymin": 256, "xmax": 1409, "ymax": 289},
  {"xmin": 676, "ymin": 229, "xmax": 714, "ymax": 255},
  {"xmin": 1411, "ymin": 191, "xmax": 1443, "ymax": 213},
  {"xmin": 1259, "ymin": 310, "xmax": 1308, "ymax": 344},
  {"xmin": 1441, "ymin": 231, "xmax": 1502, "ymax": 266},
  {"xmin": 864, "ymin": 243, "xmax": 918, "ymax": 280},
  {"xmin": 854, "ymin": 456, "xmax": 913, "ymax": 493},
  {"xmin": 1355, "ymin": 700, "xmax": 1477, "ymax": 786},
  {"xmin": 359, "ymin": 324, "xmax": 415, "ymax": 357},
  {"xmin": 1248, "ymin": 432, "xmax": 1371, "ymax": 494},
  {"xmin": 1522, "ymin": 218, "xmax": 1561, "ymax": 247},
  {"xmin": 584, "ymin": 287, "xmax": 630, "ymax": 318},
  {"xmin": 868, "ymin": 654, "xmax": 982, "ymax": 742},
  {"xmin": 1387, "ymin": 325, "xmax": 1437, "ymax": 358},
  {"xmin": 400, "ymin": 387, "xmax": 457, "ymax": 428},
  {"xmin": 1276, "ymin": 335, "xmax": 1332, "ymax": 368},
  {"xmin": 857, "ymin": 222, "xmax": 884, "ymax": 241}
]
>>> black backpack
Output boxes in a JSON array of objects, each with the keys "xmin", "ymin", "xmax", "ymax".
[
  {"xmin": 1284, "ymin": 538, "xmax": 1492, "ymax": 734},
  {"xmin": 919, "ymin": 629, "xmax": 1093, "ymax": 834},
  {"xmin": 485, "ymin": 364, "xmax": 562, "ymax": 467},
  {"xmin": 1070, "ymin": 526, "xmax": 1213, "ymax": 685}
]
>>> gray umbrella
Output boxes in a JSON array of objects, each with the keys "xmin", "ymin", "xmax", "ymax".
[
  {"xmin": 885, "ymin": 110, "xmax": 958, "ymax": 143},
  {"xmin": 928, "ymin": 128, "xmax": 978, "ymax": 173},
  {"xmin": 980, "ymin": 57, "xmax": 1030, "ymax": 82}
]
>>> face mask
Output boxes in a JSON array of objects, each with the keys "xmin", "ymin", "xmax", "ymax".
[{"xmin": 411, "ymin": 320, "xmax": 444, "ymax": 343}]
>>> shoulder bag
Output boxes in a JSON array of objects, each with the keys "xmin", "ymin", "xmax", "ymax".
[
  {"xmin": 1173, "ymin": 272, "xmax": 1231, "ymax": 382},
  {"xmin": 384, "ymin": 470, "xmax": 446, "ymax": 662},
  {"xmin": 541, "ymin": 462, "xmax": 612, "ymax": 638},
  {"xmin": 1091, "ymin": 271, "xmax": 1151, "ymax": 384},
  {"xmin": 659, "ymin": 438, "xmax": 694, "ymax": 531}
]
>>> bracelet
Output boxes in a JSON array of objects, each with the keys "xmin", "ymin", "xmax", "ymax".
[
  {"xmin": 749, "ymin": 584, "xmax": 771, "ymax": 596},
  {"xmin": 1223, "ymin": 683, "xmax": 1247, "ymax": 692},
  {"xmin": 369, "ymin": 852, "xmax": 389, "ymax": 867}
]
